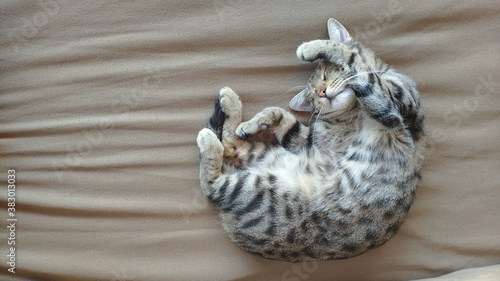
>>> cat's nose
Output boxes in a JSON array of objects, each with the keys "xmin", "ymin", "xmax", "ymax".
[{"xmin": 319, "ymin": 88, "xmax": 327, "ymax": 98}]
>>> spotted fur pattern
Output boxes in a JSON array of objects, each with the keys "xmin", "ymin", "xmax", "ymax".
[{"xmin": 197, "ymin": 22, "xmax": 425, "ymax": 262}]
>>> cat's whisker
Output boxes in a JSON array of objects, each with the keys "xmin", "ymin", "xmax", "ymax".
[
  {"xmin": 331, "ymin": 72, "xmax": 350, "ymax": 90},
  {"xmin": 337, "ymin": 70, "xmax": 385, "ymax": 88},
  {"xmin": 308, "ymin": 109, "xmax": 317, "ymax": 125},
  {"xmin": 330, "ymin": 70, "xmax": 385, "ymax": 94},
  {"xmin": 315, "ymin": 107, "xmax": 324, "ymax": 123},
  {"xmin": 332, "ymin": 74, "xmax": 354, "ymax": 93}
]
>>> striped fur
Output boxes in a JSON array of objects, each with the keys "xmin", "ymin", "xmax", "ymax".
[{"xmin": 197, "ymin": 23, "xmax": 425, "ymax": 262}]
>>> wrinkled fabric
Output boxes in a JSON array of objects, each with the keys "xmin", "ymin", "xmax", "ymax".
[{"xmin": 1, "ymin": 1, "xmax": 499, "ymax": 280}]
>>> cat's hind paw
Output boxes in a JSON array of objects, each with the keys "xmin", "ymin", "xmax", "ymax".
[
  {"xmin": 219, "ymin": 87, "xmax": 242, "ymax": 119},
  {"xmin": 218, "ymin": 87, "xmax": 244, "ymax": 153},
  {"xmin": 197, "ymin": 128, "xmax": 223, "ymax": 156}
]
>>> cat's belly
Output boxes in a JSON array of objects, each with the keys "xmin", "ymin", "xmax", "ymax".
[{"xmin": 246, "ymin": 146, "xmax": 339, "ymax": 196}]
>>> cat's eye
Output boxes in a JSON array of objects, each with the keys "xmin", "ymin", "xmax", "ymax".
[
  {"xmin": 321, "ymin": 71, "xmax": 327, "ymax": 81},
  {"xmin": 319, "ymin": 65, "xmax": 327, "ymax": 81}
]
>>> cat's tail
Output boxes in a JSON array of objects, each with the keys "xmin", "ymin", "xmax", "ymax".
[{"xmin": 206, "ymin": 96, "xmax": 227, "ymax": 141}]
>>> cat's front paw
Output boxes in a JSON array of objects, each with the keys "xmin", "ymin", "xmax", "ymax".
[
  {"xmin": 236, "ymin": 114, "xmax": 272, "ymax": 140},
  {"xmin": 296, "ymin": 40, "xmax": 330, "ymax": 62},
  {"xmin": 236, "ymin": 122, "xmax": 258, "ymax": 140}
]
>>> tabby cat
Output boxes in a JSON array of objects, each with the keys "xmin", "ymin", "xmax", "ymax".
[{"xmin": 196, "ymin": 18, "xmax": 425, "ymax": 262}]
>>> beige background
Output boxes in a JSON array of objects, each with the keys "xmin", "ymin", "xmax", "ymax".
[{"xmin": 1, "ymin": 1, "xmax": 499, "ymax": 280}]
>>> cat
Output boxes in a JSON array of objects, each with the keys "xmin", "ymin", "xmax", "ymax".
[{"xmin": 196, "ymin": 18, "xmax": 425, "ymax": 262}]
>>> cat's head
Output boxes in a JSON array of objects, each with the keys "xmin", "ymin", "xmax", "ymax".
[{"xmin": 290, "ymin": 18, "xmax": 358, "ymax": 117}]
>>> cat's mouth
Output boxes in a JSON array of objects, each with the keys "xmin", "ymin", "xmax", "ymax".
[
  {"xmin": 319, "ymin": 87, "xmax": 349, "ymax": 101},
  {"xmin": 318, "ymin": 87, "xmax": 356, "ymax": 113}
]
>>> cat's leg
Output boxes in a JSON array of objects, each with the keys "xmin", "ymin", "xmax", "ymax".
[
  {"xmin": 206, "ymin": 87, "xmax": 245, "ymax": 158},
  {"xmin": 218, "ymin": 87, "xmax": 245, "ymax": 157},
  {"xmin": 198, "ymin": 87, "xmax": 246, "ymax": 199},
  {"xmin": 351, "ymin": 71, "xmax": 406, "ymax": 129},
  {"xmin": 236, "ymin": 107, "xmax": 309, "ymax": 151},
  {"xmin": 197, "ymin": 128, "xmax": 224, "ymax": 198},
  {"xmin": 296, "ymin": 39, "xmax": 351, "ymax": 65}
]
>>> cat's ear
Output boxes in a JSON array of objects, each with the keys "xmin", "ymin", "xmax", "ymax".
[
  {"xmin": 327, "ymin": 18, "xmax": 351, "ymax": 43},
  {"xmin": 289, "ymin": 89, "xmax": 311, "ymax": 112}
]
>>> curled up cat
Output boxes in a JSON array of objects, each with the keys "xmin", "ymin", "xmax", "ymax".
[{"xmin": 196, "ymin": 18, "xmax": 425, "ymax": 262}]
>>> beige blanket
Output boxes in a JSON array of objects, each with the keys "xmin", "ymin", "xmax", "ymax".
[{"xmin": 1, "ymin": 1, "xmax": 499, "ymax": 280}]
